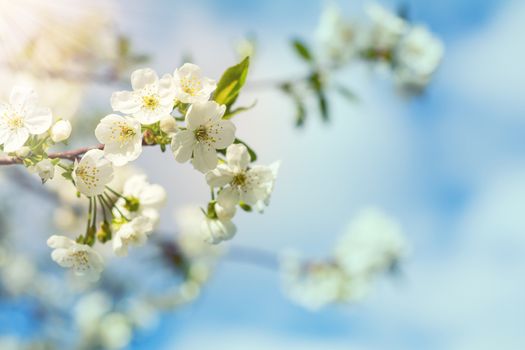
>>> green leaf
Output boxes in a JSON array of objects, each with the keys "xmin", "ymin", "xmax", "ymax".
[
  {"xmin": 292, "ymin": 39, "xmax": 313, "ymax": 62},
  {"xmin": 294, "ymin": 98, "xmax": 307, "ymax": 127},
  {"xmin": 317, "ymin": 91, "xmax": 329, "ymax": 122},
  {"xmin": 213, "ymin": 57, "xmax": 250, "ymax": 108},
  {"xmin": 223, "ymin": 100, "xmax": 257, "ymax": 120},
  {"xmin": 234, "ymin": 138, "xmax": 257, "ymax": 162},
  {"xmin": 336, "ymin": 85, "xmax": 359, "ymax": 102},
  {"xmin": 280, "ymin": 83, "xmax": 307, "ymax": 127}
]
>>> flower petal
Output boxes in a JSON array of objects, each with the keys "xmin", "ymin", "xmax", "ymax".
[
  {"xmin": 226, "ymin": 143, "xmax": 249, "ymax": 170},
  {"xmin": 186, "ymin": 101, "xmax": 225, "ymax": 130},
  {"xmin": 171, "ymin": 130, "xmax": 196, "ymax": 163},
  {"xmin": 217, "ymin": 186, "xmax": 240, "ymax": 208},
  {"xmin": 111, "ymin": 91, "xmax": 141, "ymax": 114},
  {"xmin": 206, "ymin": 165, "xmax": 234, "ymax": 187},
  {"xmin": 25, "ymin": 107, "xmax": 52, "ymax": 135},
  {"xmin": 3, "ymin": 128, "xmax": 29, "ymax": 152},
  {"xmin": 192, "ymin": 142, "xmax": 217, "ymax": 173},
  {"xmin": 209, "ymin": 120, "xmax": 235, "ymax": 149},
  {"xmin": 131, "ymin": 68, "xmax": 159, "ymax": 90}
]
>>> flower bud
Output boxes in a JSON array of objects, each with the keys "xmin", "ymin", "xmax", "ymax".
[
  {"xmin": 33, "ymin": 159, "xmax": 55, "ymax": 183},
  {"xmin": 15, "ymin": 146, "xmax": 31, "ymax": 158},
  {"xmin": 50, "ymin": 120, "xmax": 72, "ymax": 143},
  {"xmin": 159, "ymin": 116, "xmax": 177, "ymax": 135}
]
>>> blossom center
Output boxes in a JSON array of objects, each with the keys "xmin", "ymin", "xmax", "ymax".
[
  {"xmin": 231, "ymin": 172, "xmax": 248, "ymax": 189},
  {"xmin": 180, "ymin": 76, "xmax": 202, "ymax": 96},
  {"xmin": 6, "ymin": 115, "xmax": 24, "ymax": 129},
  {"xmin": 71, "ymin": 250, "xmax": 90, "ymax": 271},
  {"xmin": 142, "ymin": 95, "xmax": 159, "ymax": 110},
  {"xmin": 75, "ymin": 165, "xmax": 100, "ymax": 190},
  {"xmin": 194, "ymin": 126, "xmax": 210, "ymax": 142}
]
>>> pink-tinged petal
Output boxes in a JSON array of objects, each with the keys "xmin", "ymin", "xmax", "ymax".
[
  {"xmin": 226, "ymin": 143, "xmax": 249, "ymax": 170},
  {"xmin": 9, "ymin": 86, "xmax": 37, "ymax": 109},
  {"xmin": 25, "ymin": 107, "xmax": 52, "ymax": 134},
  {"xmin": 171, "ymin": 130, "xmax": 196, "ymax": 163},
  {"xmin": 192, "ymin": 142, "xmax": 217, "ymax": 173},
  {"xmin": 111, "ymin": 91, "xmax": 141, "ymax": 114},
  {"xmin": 209, "ymin": 120, "xmax": 236, "ymax": 149},
  {"xmin": 131, "ymin": 68, "xmax": 159, "ymax": 90},
  {"xmin": 3, "ymin": 128, "xmax": 29, "ymax": 152}
]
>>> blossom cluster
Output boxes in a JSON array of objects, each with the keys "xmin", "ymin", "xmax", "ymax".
[
  {"xmin": 281, "ymin": 208, "xmax": 408, "ymax": 310},
  {"xmin": 316, "ymin": 2, "xmax": 444, "ymax": 90},
  {"xmin": 0, "ymin": 58, "xmax": 278, "ymax": 282}
]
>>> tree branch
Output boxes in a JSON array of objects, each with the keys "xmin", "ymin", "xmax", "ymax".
[{"xmin": 0, "ymin": 144, "xmax": 104, "ymax": 165}]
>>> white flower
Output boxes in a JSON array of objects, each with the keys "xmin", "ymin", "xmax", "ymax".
[
  {"xmin": 50, "ymin": 119, "xmax": 72, "ymax": 143},
  {"xmin": 335, "ymin": 208, "xmax": 408, "ymax": 276},
  {"xmin": 95, "ymin": 114, "xmax": 143, "ymax": 166},
  {"xmin": 174, "ymin": 205, "xmax": 224, "ymax": 259},
  {"xmin": 72, "ymin": 149, "xmax": 114, "ymax": 197},
  {"xmin": 171, "ymin": 101, "xmax": 235, "ymax": 173},
  {"xmin": 395, "ymin": 26, "xmax": 444, "ymax": 88},
  {"xmin": 206, "ymin": 144, "xmax": 277, "ymax": 210},
  {"xmin": 316, "ymin": 4, "xmax": 356, "ymax": 63},
  {"xmin": 31, "ymin": 158, "xmax": 55, "ymax": 183},
  {"xmin": 280, "ymin": 252, "xmax": 369, "ymax": 310},
  {"xmin": 113, "ymin": 216, "xmax": 153, "ymax": 256},
  {"xmin": 159, "ymin": 115, "xmax": 177, "ymax": 135},
  {"xmin": 173, "ymin": 63, "xmax": 216, "ymax": 104},
  {"xmin": 200, "ymin": 215, "xmax": 237, "ymax": 244},
  {"xmin": 366, "ymin": 3, "xmax": 407, "ymax": 51},
  {"xmin": 115, "ymin": 174, "xmax": 167, "ymax": 227},
  {"xmin": 111, "ymin": 68, "xmax": 175, "ymax": 125},
  {"xmin": 47, "ymin": 235, "xmax": 104, "ymax": 282},
  {"xmin": 0, "ymin": 86, "xmax": 52, "ymax": 152}
]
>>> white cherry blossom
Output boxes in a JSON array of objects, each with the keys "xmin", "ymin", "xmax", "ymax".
[
  {"xmin": 30, "ymin": 158, "xmax": 55, "ymax": 183},
  {"xmin": 47, "ymin": 235, "xmax": 104, "ymax": 282},
  {"xmin": 316, "ymin": 4, "xmax": 356, "ymax": 63},
  {"xmin": 171, "ymin": 101, "xmax": 235, "ymax": 173},
  {"xmin": 95, "ymin": 114, "xmax": 143, "ymax": 166},
  {"xmin": 0, "ymin": 86, "xmax": 52, "ymax": 152},
  {"xmin": 395, "ymin": 25, "xmax": 444, "ymax": 88},
  {"xmin": 114, "ymin": 174, "xmax": 167, "ymax": 227},
  {"xmin": 113, "ymin": 216, "xmax": 153, "ymax": 256},
  {"xmin": 200, "ymin": 215, "xmax": 236, "ymax": 244},
  {"xmin": 206, "ymin": 144, "xmax": 277, "ymax": 209},
  {"xmin": 72, "ymin": 149, "xmax": 114, "ymax": 197},
  {"xmin": 111, "ymin": 68, "xmax": 175, "ymax": 125},
  {"xmin": 335, "ymin": 208, "xmax": 408, "ymax": 276},
  {"xmin": 366, "ymin": 3, "xmax": 407, "ymax": 51},
  {"xmin": 173, "ymin": 63, "xmax": 216, "ymax": 104},
  {"xmin": 50, "ymin": 119, "xmax": 72, "ymax": 143}
]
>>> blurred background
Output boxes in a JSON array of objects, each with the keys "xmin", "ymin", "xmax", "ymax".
[{"xmin": 1, "ymin": 0, "xmax": 525, "ymax": 349}]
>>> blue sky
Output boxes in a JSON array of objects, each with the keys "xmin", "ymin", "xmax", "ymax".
[
  {"xmin": 102, "ymin": 0, "xmax": 525, "ymax": 349},
  {"xmin": 104, "ymin": 0, "xmax": 525, "ymax": 349}
]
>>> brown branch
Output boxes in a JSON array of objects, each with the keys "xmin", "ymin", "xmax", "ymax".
[{"xmin": 0, "ymin": 144, "xmax": 104, "ymax": 165}]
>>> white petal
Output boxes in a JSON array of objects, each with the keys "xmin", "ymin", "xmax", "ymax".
[
  {"xmin": 205, "ymin": 165, "xmax": 234, "ymax": 187},
  {"xmin": 9, "ymin": 86, "xmax": 37, "ymax": 109},
  {"xmin": 111, "ymin": 91, "xmax": 141, "ymax": 114},
  {"xmin": 209, "ymin": 120, "xmax": 236, "ymax": 149},
  {"xmin": 186, "ymin": 101, "xmax": 225, "ymax": 130},
  {"xmin": 131, "ymin": 68, "xmax": 159, "ymax": 90},
  {"xmin": 3, "ymin": 128, "xmax": 29, "ymax": 152},
  {"xmin": 25, "ymin": 107, "xmax": 52, "ymax": 134},
  {"xmin": 226, "ymin": 143, "xmax": 249, "ymax": 170},
  {"xmin": 47, "ymin": 235, "xmax": 75, "ymax": 249},
  {"xmin": 171, "ymin": 130, "xmax": 195, "ymax": 163},
  {"xmin": 217, "ymin": 187, "xmax": 240, "ymax": 208},
  {"xmin": 192, "ymin": 142, "xmax": 217, "ymax": 173}
]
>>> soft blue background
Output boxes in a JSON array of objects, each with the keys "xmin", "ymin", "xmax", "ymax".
[
  {"xmin": 123, "ymin": 0, "xmax": 525, "ymax": 349},
  {"xmin": 4, "ymin": 0, "xmax": 525, "ymax": 349}
]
